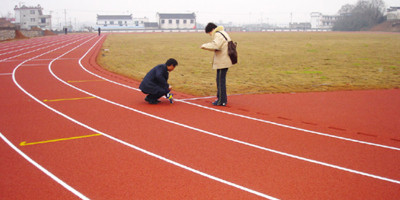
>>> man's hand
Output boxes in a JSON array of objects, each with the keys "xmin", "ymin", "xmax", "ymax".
[{"xmin": 166, "ymin": 93, "xmax": 174, "ymax": 104}]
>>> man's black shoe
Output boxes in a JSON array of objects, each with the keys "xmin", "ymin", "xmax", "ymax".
[{"xmin": 145, "ymin": 97, "xmax": 160, "ymax": 104}]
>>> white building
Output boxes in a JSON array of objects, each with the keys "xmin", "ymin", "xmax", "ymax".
[
  {"xmin": 96, "ymin": 14, "xmax": 149, "ymax": 29},
  {"xmin": 310, "ymin": 12, "xmax": 340, "ymax": 29},
  {"xmin": 387, "ymin": 7, "xmax": 400, "ymax": 21},
  {"xmin": 14, "ymin": 4, "xmax": 51, "ymax": 30},
  {"xmin": 157, "ymin": 13, "xmax": 196, "ymax": 29}
]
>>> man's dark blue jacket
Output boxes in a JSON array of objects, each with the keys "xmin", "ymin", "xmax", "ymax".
[{"xmin": 139, "ymin": 64, "xmax": 170, "ymax": 95}]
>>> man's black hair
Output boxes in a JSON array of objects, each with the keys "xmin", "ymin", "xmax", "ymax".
[
  {"xmin": 205, "ymin": 22, "xmax": 217, "ymax": 33},
  {"xmin": 166, "ymin": 58, "xmax": 178, "ymax": 67}
]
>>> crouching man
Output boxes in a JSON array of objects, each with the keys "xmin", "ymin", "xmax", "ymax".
[{"xmin": 139, "ymin": 58, "xmax": 178, "ymax": 104}]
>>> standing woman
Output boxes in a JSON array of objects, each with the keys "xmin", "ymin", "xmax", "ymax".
[
  {"xmin": 200, "ymin": 22, "xmax": 233, "ymax": 106},
  {"xmin": 200, "ymin": 23, "xmax": 232, "ymax": 106}
]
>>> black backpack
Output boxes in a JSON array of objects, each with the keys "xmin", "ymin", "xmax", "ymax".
[{"xmin": 217, "ymin": 31, "xmax": 238, "ymax": 65}]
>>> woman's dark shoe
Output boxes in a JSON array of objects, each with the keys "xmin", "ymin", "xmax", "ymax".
[{"xmin": 212, "ymin": 100, "xmax": 226, "ymax": 106}]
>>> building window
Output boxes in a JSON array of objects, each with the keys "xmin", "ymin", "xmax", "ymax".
[
  {"xmin": 190, "ymin": 19, "xmax": 194, "ymax": 24},
  {"xmin": 169, "ymin": 20, "xmax": 172, "ymax": 24},
  {"xmin": 110, "ymin": 21, "xmax": 114, "ymax": 25},
  {"xmin": 41, "ymin": 18, "xmax": 46, "ymax": 23},
  {"xmin": 30, "ymin": 18, "xmax": 35, "ymax": 22},
  {"xmin": 176, "ymin": 19, "xmax": 180, "ymax": 24},
  {"xmin": 183, "ymin": 20, "xmax": 187, "ymax": 24},
  {"xmin": 30, "ymin": 10, "xmax": 35, "ymax": 14},
  {"xmin": 118, "ymin": 21, "xmax": 123, "ymax": 26},
  {"xmin": 161, "ymin": 19, "xmax": 165, "ymax": 24}
]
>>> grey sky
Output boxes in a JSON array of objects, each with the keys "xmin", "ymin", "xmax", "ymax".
[{"xmin": 1, "ymin": 0, "xmax": 399, "ymax": 27}]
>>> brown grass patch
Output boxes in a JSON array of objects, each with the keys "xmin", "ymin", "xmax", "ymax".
[{"xmin": 97, "ymin": 32, "xmax": 400, "ymax": 96}]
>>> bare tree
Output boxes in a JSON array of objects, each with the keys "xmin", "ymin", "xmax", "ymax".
[
  {"xmin": 333, "ymin": 0, "xmax": 386, "ymax": 31},
  {"xmin": 338, "ymin": 4, "xmax": 355, "ymax": 15}
]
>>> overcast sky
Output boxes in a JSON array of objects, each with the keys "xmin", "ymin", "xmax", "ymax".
[{"xmin": 1, "ymin": 0, "xmax": 399, "ymax": 27}]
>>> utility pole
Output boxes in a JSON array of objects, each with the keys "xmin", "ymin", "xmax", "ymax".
[
  {"xmin": 17, "ymin": 2, "xmax": 25, "ymax": 29},
  {"xmin": 290, "ymin": 12, "xmax": 293, "ymax": 25},
  {"xmin": 49, "ymin": 10, "xmax": 53, "ymax": 30},
  {"xmin": 64, "ymin": 9, "xmax": 67, "ymax": 28},
  {"xmin": 249, "ymin": 12, "xmax": 252, "ymax": 24}
]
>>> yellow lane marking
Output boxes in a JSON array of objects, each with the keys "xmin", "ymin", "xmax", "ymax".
[
  {"xmin": 20, "ymin": 133, "xmax": 102, "ymax": 146},
  {"xmin": 43, "ymin": 96, "xmax": 96, "ymax": 102},
  {"xmin": 67, "ymin": 79, "xmax": 105, "ymax": 83}
]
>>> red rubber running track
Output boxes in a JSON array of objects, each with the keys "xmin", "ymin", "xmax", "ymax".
[{"xmin": 1, "ymin": 33, "xmax": 399, "ymax": 199}]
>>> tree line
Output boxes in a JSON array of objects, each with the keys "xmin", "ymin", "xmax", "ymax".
[{"xmin": 333, "ymin": 0, "xmax": 387, "ymax": 31}]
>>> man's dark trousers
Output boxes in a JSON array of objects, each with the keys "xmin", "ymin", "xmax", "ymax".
[{"xmin": 144, "ymin": 92, "xmax": 165, "ymax": 103}]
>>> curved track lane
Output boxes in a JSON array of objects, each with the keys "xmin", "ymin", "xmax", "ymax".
[{"xmin": 1, "ymin": 33, "xmax": 399, "ymax": 199}]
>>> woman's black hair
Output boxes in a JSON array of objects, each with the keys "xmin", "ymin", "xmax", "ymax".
[{"xmin": 205, "ymin": 22, "xmax": 217, "ymax": 33}]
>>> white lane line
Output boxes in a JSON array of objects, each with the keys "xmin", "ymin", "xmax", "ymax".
[
  {"xmin": 0, "ymin": 131, "xmax": 89, "ymax": 200},
  {"xmin": 0, "ymin": 39, "xmax": 64, "ymax": 56},
  {"xmin": 179, "ymin": 96, "xmax": 216, "ymax": 101},
  {"xmin": 0, "ymin": 35, "xmax": 88, "ymax": 63},
  {"xmin": 1, "ymin": 34, "xmax": 95, "ymax": 200},
  {"xmin": 3, "ymin": 35, "xmax": 96, "ymax": 200},
  {"xmin": 21, "ymin": 64, "xmax": 50, "ymax": 66},
  {"xmin": 179, "ymin": 93, "xmax": 249, "ymax": 101},
  {"xmin": 179, "ymin": 100, "xmax": 400, "ymax": 152},
  {"xmin": 0, "ymin": 73, "xmax": 13, "ymax": 76},
  {"xmin": 76, "ymin": 48, "xmax": 400, "ymax": 152},
  {"xmin": 51, "ymin": 36, "xmax": 400, "ymax": 185},
  {"xmin": 0, "ymin": 58, "xmax": 78, "ymax": 62},
  {"xmin": 0, "ymin": 39, "xmax": 52, "ymax": 52},
  {"xmin": 14, "ymin": 36, "xmax": 279, "ymax": 200}
]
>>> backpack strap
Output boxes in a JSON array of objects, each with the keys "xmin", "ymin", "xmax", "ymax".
[{"xmin": 217, "ymin": 31, "xmax": 228, "ymax": 41}]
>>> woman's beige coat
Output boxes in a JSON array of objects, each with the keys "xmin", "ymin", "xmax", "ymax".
[{"xmin": 201, "ymin": 26, "xmax": 233, "ymax": 69}]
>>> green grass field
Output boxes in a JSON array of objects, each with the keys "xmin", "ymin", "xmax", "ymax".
[{"xmin": 97, "ymin": 32, "xmax": 400, "ymax": 96}]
